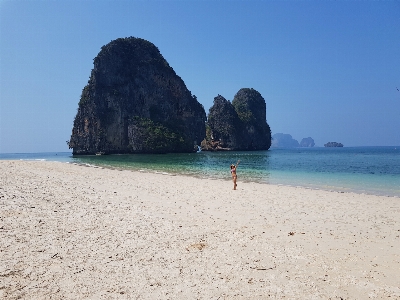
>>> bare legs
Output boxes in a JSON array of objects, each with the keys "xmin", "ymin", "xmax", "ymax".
[{"xmin": 232, "ymin": 175, "xmax": 237, "ymax": 190}]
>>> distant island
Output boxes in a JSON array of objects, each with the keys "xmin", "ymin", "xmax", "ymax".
[
  {"xmin": 299, "ymin": 137, "xmax": 315, "ymax": 147},
  {"xmin": 324, "ymin": 142, "xmax": 344, "ymax": 147},
  {"xmin": 271, "ymin": 133, "xmax": 315, "ymax": 148},
  {"xmin": 68, "ymin": 37, "xmax": 272, "ymax": 155}
]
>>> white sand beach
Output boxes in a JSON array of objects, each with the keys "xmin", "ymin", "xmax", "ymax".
[{"xmin": 1, "ymin": 160, "xmax": 399, "ymax": 299}]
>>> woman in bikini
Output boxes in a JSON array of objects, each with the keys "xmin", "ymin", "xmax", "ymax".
[{"xmin": 230, "ymin": 160, "xmax": 240, "ymax": 190}]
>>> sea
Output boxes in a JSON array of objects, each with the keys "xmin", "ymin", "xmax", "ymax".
[{"xmin": 1, "ymin": 147, "xmax": 399, "ymax": 198}]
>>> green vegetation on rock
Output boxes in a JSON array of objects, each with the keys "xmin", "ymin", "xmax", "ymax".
[{"xmin": 129, "ymin": 117, "xmax": 189, "ymax": 153}]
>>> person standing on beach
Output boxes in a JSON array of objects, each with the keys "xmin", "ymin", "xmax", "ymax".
[{"xmin": 230, "ymin": 160, "xmax": 240, "ymax": 190}]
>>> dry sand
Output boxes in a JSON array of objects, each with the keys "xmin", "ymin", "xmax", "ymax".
[{"xmin": 1, "ymin": 160, "xmax": 399, "ymax": 299}]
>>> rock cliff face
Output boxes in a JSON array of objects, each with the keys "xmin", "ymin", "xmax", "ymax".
[
  {"xmin": 202, "ymin": 88, "xmax": 271, "ymax": 151},
  {"xmin": 203, "ymin": 95, "xmax": 241, "ymax": 150},
  {"xmin": 69, "ymin": 37, "xmax": 206, "ymax": 154},
  {"xmin": 299, "ymin": 137, "xmax": 315, "ymax": 147}
]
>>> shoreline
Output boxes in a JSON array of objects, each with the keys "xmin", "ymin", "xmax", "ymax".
[
  {"xmin": 68, "ymin": 160, "xmax": 400, "ymax": 199},
  {"xmin": 1, "ymin": 160, "xmax": 400, "ymax": 299},
  {"xmin": 1, "ymin": 148, "xmax": 399, "ymax": 198}
]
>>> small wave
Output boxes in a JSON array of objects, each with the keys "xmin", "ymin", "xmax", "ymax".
[
  {"xmin": 19, "ymin": 158, "xmax": 47, "ymax": 161},
  {"xmin": 155, "ymin": 171, "xmax": 170, "ymax": 175}
]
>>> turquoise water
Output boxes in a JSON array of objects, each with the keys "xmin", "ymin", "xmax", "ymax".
[{"xmin": 1, "ymin": 147, "xmax": 399, "ymax": 197}]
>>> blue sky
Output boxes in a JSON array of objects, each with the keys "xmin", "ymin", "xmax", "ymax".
[{"xmin": 1, "ymin": 0, "xmax": 399, "ymax": 153}]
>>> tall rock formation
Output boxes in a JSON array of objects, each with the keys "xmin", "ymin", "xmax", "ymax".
[
  {"xmin": 69, "ymin": 37, "xmax": 206, "ymax": 154},
  {"xmin": 232, "ymin": 88, "xmax": 272, "ymax": 150},
  {"xmin": 202, "ymin": 88, "xmax": 271, "ymax": 151},
  {"xmin": 205, "ymin": 95, "xmax": 241, "ymax": 149}
]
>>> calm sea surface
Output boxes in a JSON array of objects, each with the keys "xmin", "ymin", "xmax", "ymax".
[{"xmin": 2, "ymin": 147, "xmax": 399, "ymax": 197}]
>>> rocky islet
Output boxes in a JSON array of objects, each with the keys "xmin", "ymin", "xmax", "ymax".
[{"xmin": 69, "ymin": 37, "xmax": 272, "ymax": 154}]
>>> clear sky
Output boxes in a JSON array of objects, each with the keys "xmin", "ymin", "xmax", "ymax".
[{"xmin": 1, "ymin": 0, "xmax": 399, "ymax": 153}]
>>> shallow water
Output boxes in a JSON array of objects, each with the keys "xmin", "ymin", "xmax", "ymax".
[{"xmin": 2, "ymin": 147, "xmax": 399, "ymax": 197}]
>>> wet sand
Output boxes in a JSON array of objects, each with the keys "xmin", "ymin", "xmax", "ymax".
[{"xmin": 1, "ymin": 160, "xmax": 399, "ymax": 299}]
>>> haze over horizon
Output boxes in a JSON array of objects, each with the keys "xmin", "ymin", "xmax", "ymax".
[{"xmin": 1, "ymin": 1, "xmax": 399, "ymax": 153}]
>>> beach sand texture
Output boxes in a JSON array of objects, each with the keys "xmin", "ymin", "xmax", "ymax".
[{"xmin": 1, "ymin": 160, "xmax": 399, "ymax": 299}]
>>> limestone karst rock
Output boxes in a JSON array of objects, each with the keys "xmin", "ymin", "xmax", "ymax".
[
  {"xmin": 202, "ymin": 88, "xmax": 271, "ymax": 151},
  {"xmin": 69, "ymin": 37, "xmax": 206, "ymax": 154},
  {"xmin": 232, "ymin": 88, "xmax": 272, "ymax": 150},
  {"xmin": 203, "ymin": 95, "xmax": 241, "ymax": 150}
]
